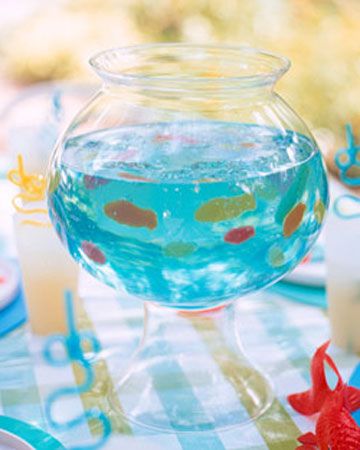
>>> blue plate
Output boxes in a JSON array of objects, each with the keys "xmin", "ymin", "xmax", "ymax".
[
  {"xmin": 269, "ymin": 280, "xmax": 326, "ymax": 309},
  {"xmin": 349, "ymin": 364, "xmax": 360, "ymax": 426},
  {"xmin": 0, "ymin": 415, "xmax": 65, "ymax": 449},
  {"xmin": 0, "ymin": 287, "xmax": 27, "ymax": 337}
]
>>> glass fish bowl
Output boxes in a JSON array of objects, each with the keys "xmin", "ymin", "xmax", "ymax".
[{"xmin": 47, "ymin": 44, "xmax": 328, "ymax": 433}]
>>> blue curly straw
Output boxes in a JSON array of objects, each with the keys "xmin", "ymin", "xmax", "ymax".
[
  {"xmin": 333, "ymin": 194, "xmax": 360, "ymax": 220},
  {"xmin": 43, "ymin": 290, "xmax": 111, "ymax": 449},
  {"xmin": 334, "ymin": 124, "xmax": 360, "ymax": 186}
]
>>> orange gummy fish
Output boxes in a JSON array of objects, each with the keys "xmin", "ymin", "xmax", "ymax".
[{"xmin": 104, "ymin": 200, "xmax": 157, "ymax": 230}]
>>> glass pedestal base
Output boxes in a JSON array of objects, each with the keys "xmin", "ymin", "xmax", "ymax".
[{"xmin": 108, "ymin": 302, "xmax": 274, "ymax": 433}]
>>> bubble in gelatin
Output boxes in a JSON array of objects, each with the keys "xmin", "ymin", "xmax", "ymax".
[
  {"xmin": 255, "ymin": 183, "xmax": 278, "ymax": 201},
  {"xmin": 163, "ymin": 210, "xmax": 171, "ymax": 219}
]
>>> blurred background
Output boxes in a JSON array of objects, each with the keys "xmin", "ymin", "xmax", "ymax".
[{"xmin": 1, "ymin": 0, "xmax": 360, "ymax": 158}]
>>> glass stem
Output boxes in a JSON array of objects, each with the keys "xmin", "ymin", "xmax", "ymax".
[
  {"xmin": 139, "ymin": 301, "xmax": 247, "ymax": 363},
  {"xmin": 114, "ymin": 301, "xmax": 273, "ymax": 432}
]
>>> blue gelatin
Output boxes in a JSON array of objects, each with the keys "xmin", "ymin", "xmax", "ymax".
[{"xmin": 48, "ymin": 121, "xmax": 328, "ymax": 309}]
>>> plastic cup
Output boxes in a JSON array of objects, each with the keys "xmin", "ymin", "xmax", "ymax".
[
  {"xmin": 13, "ymin": 212, "xmax": 79, "ymax": 335},
  {"xmin": 325, "ymin": 180, "xmax": 360, "ymax": 352}
]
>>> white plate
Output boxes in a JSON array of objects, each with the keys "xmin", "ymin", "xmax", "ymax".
[
  {"xmin": 283, "ymin": 260, "xmax": 326, "ymax": 287},
  {"xmin": 283, "ymin": 235, "xmax": 326, "ymax": 287},
  {"xmin": 0, "ymin": 430, "xmax": 33, "ymax": 450}
]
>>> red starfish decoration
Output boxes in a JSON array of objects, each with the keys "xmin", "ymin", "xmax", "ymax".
[{"xmin": 288, "ymin": 341, "xmax": 360, "ymax": 449}]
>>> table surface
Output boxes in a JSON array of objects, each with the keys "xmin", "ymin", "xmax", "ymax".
[
  {"xmin": 0, "ymin": 179, "xmax": 358, "ymax": 450},
  {"xmin": 0, "ymin": 271, "xmax": 358, "ymax": 450}
]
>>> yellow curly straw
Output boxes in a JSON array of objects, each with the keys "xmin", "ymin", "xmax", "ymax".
[{"xmin": 7, "ymin": 155, "xmax": 51, "ymax": 227}]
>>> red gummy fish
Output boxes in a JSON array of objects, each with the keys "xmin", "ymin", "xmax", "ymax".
[{"xmin": 288, "ymin": 341, "xmax": 360, "ymax": 450}]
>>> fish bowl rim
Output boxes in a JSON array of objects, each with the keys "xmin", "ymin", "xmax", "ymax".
[{"xmin": 89, "ymin": 43, "xmax": 291, "ymax": 90}]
